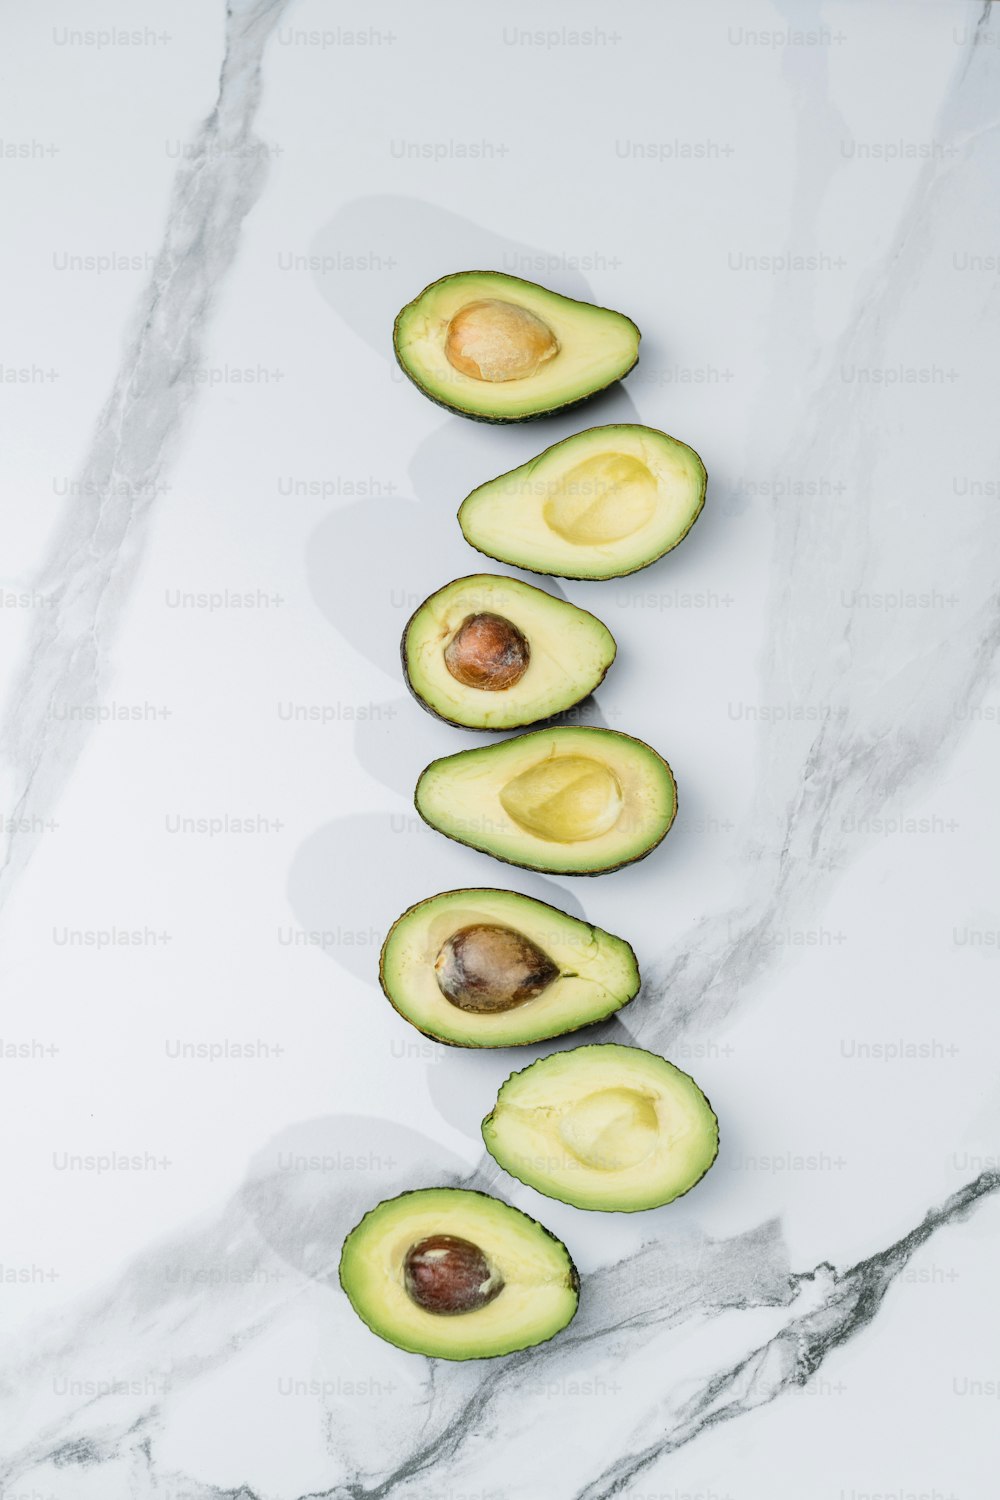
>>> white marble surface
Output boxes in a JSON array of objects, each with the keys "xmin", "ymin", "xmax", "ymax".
[{"xmin": 2, "ymin": 1, "xmax": 999, "ymax": 1496}]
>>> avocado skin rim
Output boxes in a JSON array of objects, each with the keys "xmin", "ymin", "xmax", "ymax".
[
  {"xmin": 392, "ymin": 269, "xmax": 641, "ymax": 424},
  {"xmin": 457, "ymin": 422, "xmax": 708, "ymax": 581},
  {"xmin": 399, "ymin": 573, "xmax": 618, "ymax": 731},
  {"xmin": 338, "ymin": 1185, "xmax": 581, "ymax": 1360},
  {"xmin": 481, "ymin": 1044, "xmax": 721, "ymax": 1213},
  {"xmin": 412, "ymin": 726, "xmax": 679, "ymax": 877},
  {"xmin": 377, "ymin": 885, "xmax": 641, "ymax": 1048}
]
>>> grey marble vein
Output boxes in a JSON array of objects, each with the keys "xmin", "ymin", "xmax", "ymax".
[
  {"xmin": 0, "ymin": 0, "xmax": 290, "ymax": 908},
  {"xmin": 575, "ymin": 1168, "xmax": 1000, "ymax": 1500},
  {"xmin": 2, "ymin": 4, "xmax": 998, "ymax": 1498},
  {"xmin": 0, "ymin": 1165, "xmax": 995, "ymax": 1499}
]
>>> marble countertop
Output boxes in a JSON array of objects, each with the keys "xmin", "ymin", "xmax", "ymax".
[{"xmin": 2, "ymin": 1, "xmax": 999, "ymax": 1496}]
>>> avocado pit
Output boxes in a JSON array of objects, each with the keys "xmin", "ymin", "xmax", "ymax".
[
  {"xmin": 444, "ymin": 299, "xmax": 560, "ymax": 383},
  {"xmin": 403, "ymin": 1234, "xmax": 504, "ymax": 1315},
  {"xmin": 443, "ymin": 612, "xmax": 530, "ymax": 691},
  {"xmin": 435, "ymin": 923, "xmax": 559, "ymax": 1013}
]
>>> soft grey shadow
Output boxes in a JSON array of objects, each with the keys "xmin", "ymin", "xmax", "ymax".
[
  {"xmin": 286, "ymin": 812, "xmax": 586, "ymax": 983},
  {"xmin": 404, "ymin": 377, "xmax": 645, "ymax": 518},
  {"xmin": 311, "ymin": 194, "xmax": 599, "ymax": 360},
  {"xmin": 353, "ymin": 690, "xmax": 609, "ymax": 801},
  {"xmin": 239, "ymin": 1112, "xmax": 471, "ymax": 1283}
]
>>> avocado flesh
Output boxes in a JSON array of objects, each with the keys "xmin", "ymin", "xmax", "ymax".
[
  {"xmin": 458, "ymin": 424, "xmax": 707, "ymax": 579},
  {"xmin": 393, "ymin": 272, "xmax": 640, "ymax": 422},
  {"xmin": 339, "ymin": 1186, "xmax": 579, "ymax": 1358},
  {"xmin": 414, "ymin": 726, "xmax": 677, "ymax": 875},
  {"xmin": 403, "ymin": 574, "xmax": 616, "ymax": 731},
  {"xmin": 482, "ymin": 1044, "xmax": 719, "ymax": 1211},
  {"xmin": 379, "ymin": 888, "xmax": 640, "ymax": 1047}
]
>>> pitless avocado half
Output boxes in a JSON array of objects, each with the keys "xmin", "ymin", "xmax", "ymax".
[
  {"xmin": 459, "ymin": 424, "xmax": 707, "ymax": 580},
  {"xmin": 380, "ymin": 888, "xmax": 640, "ymax": 1047},
  {"xmin": 482, "ymin": 1044, "xmax": 719, "ymax": 1212},
  {"xmin": 339, "ymin": 1187, "xmax": 579, "ymax": 1359},
  {"xmin": 402, "ymin": 574, "xmax": 617, "ymax": 731},
  {"xmin": 393, "ymin": 271, "xmax": 640, "ymax": 422},
  {"xmin": 415, "ymin": 725, "xmax": 677, "ymax": 875}
]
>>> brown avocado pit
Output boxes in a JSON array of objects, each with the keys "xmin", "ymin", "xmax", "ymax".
[
  {"xmin": 434, "ymin": 923, "xmax": 560, "ymax": 1013},
  {"xmin": 443, "ymin": 612, "xmax": 530, "ymax": 691},
  {"xmin": 403, "ymin": 1234, "xmax": 504, "ymax": 1315},
  {"xmin": 444, "ymin": 299, "xmax": 560, "ymax": 383}
]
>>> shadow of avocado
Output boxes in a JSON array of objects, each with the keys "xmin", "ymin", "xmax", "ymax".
[
  {"xmin": 239, "ymin": 1112, "xmax": 471, "ymax": 1284},
  {"xmin": 288, "ymin": 811, "xmax": 588, "ymax": 977}
]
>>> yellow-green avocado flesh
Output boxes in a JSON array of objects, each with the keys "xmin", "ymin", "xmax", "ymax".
[
  {"xmin": 339, "ymin": 1187, "xmax": 579, "ymax": 1358},
  {"xmin": 402, "ymin": 574, "xmax": 617, "ymax": 730},
  {"xmin": 482, "ymin": 1044, "xmax": 719, "ymax": 1211},
  {"xmin": 379, "ymin": 888, "xmax": 640, "ymax": 1047},
  {"xmin": 393, "ymin": 271, "xmax": 640, "ymax": 422},
  {"xmin": 414, "ymin": 725, "xmax": 677, "ymax": 875},
  {"xmin": 458, "ymin": 424, "xmax": 707, "ymax": 579}
]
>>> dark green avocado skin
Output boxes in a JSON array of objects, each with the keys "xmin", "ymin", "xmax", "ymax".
[
  {"xmin": 392, "ymin": 270, "xmax": 640, "ymax": 423},
  {"xmin": 457, "ymin": 423, "xmax": 708, "ymax": 580},
  {"xmin": 338, "ymin": 1185, "xmax": 581, "ymax": 1359},
  {"xmin": 413, "ymin": 727, "xmax": 679, "ymax": 877},
  {"xmin": 377, "ymin": 886, "xmax": 641, "ymax": 1047}
]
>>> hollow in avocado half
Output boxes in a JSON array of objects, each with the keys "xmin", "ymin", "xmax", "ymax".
[
  {"xmin": 482, "ymin": 1043, "xmax": 719, "ymax": 1211},
  {"xmin": 459, "ymin": 424, "xmax": 707, "ymax": 580},
  {"xmin": 414, "ymin": 725, "xmax": 677, "ymax": 875}
]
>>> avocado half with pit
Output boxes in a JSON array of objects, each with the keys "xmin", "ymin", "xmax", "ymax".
[
  {"xmin": 379, "ymin": 888, "xmax": 640, "ymax": 1047},
  {"xmin": 482, "ymin": 1044, "xmax": 719, "ymax": 1212},
  {"xmin": 393, "ymin": 271, "xmax": 640, "ymax": 422},
  {"xmin": 402, "ymin": 574, "xmax": 617, "ymax": 731},
  {"xmin": 414, "ymin": 725, "xmax": 676, "ymax": 875},
  {"xmin": 339, "ymin": 1186, "xmax": 579, "ymax": 1359},
  {"xmin": 458, "ymin": 424, "xmax": 707, "ymax": 579}
]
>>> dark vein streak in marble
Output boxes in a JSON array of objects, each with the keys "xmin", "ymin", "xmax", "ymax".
[{"xmin": 575, "ymin": 1170, "xmax": 1000, "ymax": 1500}]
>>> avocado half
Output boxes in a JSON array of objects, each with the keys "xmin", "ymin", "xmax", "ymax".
[
  {"xmin": 379, "ymin": 887, "xmax": 640, "ymax": 1048},
  {"xmin": 458, "ymin": 424, "xmax": 708, "ymax": 580},
  {"xmin": 339, "ymin": 1186, "xmax": 579, "ymax": 1359},
  {"xmin": 401, "ymin": 573, "xmax": 617, "ymax": 731},
  {"xmin": 414, "ymin": 725, "xmax": 677, "ymax": 875},
  {"xmin": 482, "ymin": 1044, "xmax": 719, "ymax": 1212},
  {"xmin": 393, "ymin": 271, "xmax": 640, "ymax": 422}
]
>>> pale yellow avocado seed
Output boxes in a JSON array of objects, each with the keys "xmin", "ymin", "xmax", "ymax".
[{"xmin": 445, "ymin": 299, "xmax": 560, "ymax": 383}]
